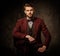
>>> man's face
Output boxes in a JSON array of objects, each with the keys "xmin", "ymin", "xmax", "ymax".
[{"xmin": 24, "ymin": 6, "xmax": 34, "ymax": 18}]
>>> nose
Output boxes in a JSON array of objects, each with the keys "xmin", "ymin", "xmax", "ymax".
[
  {"xmin": 29, "ymin": 11, "xmax": 31, "ymax": 14},
  {"xmin": 29, "ymin": 10, "xmax": 31, "ymax": 13}
]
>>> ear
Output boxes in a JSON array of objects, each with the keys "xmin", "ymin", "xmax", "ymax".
[{"xmin": 24, "ymin": 10, "xmax": 26, "ymax": 14}]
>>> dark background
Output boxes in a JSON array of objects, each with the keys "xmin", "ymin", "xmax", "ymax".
[{"xmin": 1, "ymin": 0, "xmax": 60, "ymax": 56}]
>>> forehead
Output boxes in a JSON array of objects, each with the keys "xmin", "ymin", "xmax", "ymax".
[{"xmin": 25, "ymin": 7, "xmax": 33, "ymax": 10}]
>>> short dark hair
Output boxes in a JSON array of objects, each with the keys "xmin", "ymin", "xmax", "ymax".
[{"xmin": 24, "ymin": 3, "xmax": 34, "ymax": 10}]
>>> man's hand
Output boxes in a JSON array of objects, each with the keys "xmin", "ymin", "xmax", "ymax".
[
  {"xmin": 37, "ymin": 45, "xmax": 46, "ymax": 53},
  {"xmin": 25, "ymin": 35, "xmax": 35, "ymax": 42}
]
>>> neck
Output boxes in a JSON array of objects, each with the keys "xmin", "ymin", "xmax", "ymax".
[{"xmin": 26, "ymin": 16, "xmax": 34, "ymax": 20}]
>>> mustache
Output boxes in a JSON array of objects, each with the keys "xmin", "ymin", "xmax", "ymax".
[{"xmin": 29, "ymin": 13, "xmax": 33, "ymax": 15}]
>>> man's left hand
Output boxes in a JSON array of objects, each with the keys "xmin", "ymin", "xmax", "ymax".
[{"xmin": 37, "ymin": 45, "xmax": 46, "ymax": 53}]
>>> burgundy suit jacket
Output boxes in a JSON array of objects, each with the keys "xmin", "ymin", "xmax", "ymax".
[{"xmin": 12, "ymin": 17, "xmax": 51, "ymax": 49}]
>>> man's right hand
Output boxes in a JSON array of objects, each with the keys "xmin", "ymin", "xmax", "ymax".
[{"xmin": 25, "ymin": 35, "xmax": 35, "ymax": 42}]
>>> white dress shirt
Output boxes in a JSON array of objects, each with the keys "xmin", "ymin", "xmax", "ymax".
[{"xmin": 27, "ymin": 17, "xmax": 33, "ymax": 29}]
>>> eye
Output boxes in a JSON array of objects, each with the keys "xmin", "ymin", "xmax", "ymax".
[
  {"xmin": 26, "ymin": 10, "xmax": 29, "ymax": 11},
  {"xmin": 30, "ymin": 9, "xmax": 33, "ymax": 11}
]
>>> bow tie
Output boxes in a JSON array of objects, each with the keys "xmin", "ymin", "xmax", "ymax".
[
  {"xmin": 27, "ymin": 19, "xmax": 34, "ymax": 22},
  {"xmin": 28, "ymin": 20, "xmax": 32, "ymax": 21}
]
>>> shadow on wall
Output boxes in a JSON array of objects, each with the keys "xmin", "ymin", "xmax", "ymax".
[{"xmin": 0, "ymin": 46, "xmax": 16, "ymax": 56}]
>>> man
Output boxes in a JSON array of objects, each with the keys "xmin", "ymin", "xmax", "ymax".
[{"xmin": 12, "ymin": 3, "xmax": 51, "ymax": 56}]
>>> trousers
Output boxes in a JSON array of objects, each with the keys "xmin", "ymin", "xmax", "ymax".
[{"xmin": 16, "ymin": 42, "xmax": 47, "ymax": 56}]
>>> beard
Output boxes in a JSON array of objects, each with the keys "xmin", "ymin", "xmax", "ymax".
[{"xmin": 26, "ymin": 14, "xmax": 34, "ymax": 18}]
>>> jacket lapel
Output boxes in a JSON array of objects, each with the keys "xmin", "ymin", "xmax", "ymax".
[
  {"xmin": 22, "ymin": 18, "xmax": 28, "ymax": 33},
  {"xmin": 33, "ymin": 18, "xmax": 40, "ymax": 36}
]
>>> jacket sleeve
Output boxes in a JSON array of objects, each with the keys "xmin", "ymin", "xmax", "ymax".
[
  {"xmin": 41, "ymin": 19, "xmax": 51, "ymax": 49},
  {"xmin": 12, "ymin": 20, "xmax": 26, "ymax": 39}
]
